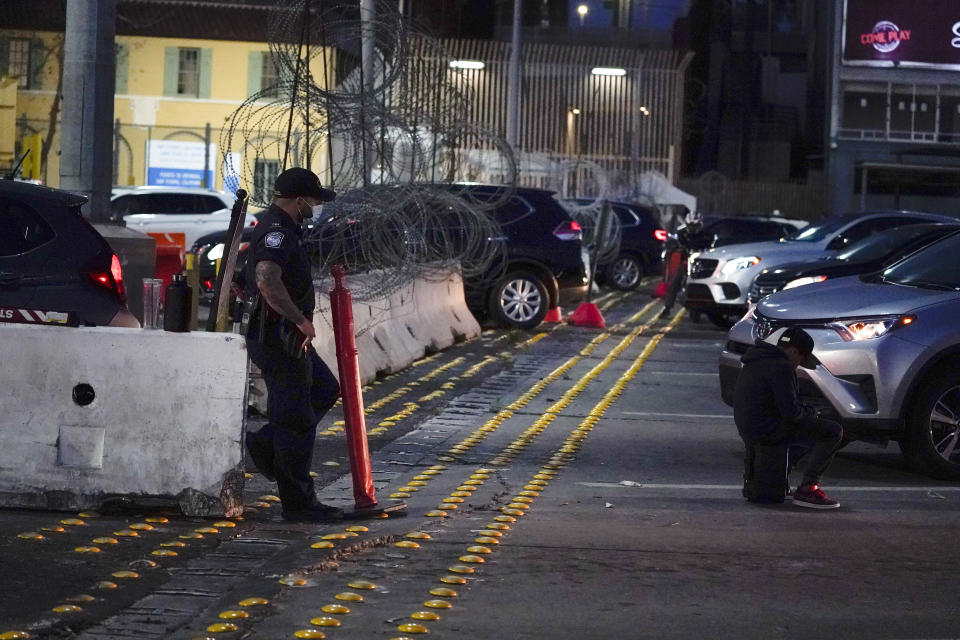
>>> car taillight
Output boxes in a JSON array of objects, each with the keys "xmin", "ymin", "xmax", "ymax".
[
  {"xmin": 88, "ymin": 253, "xmax": 126, "ymax": 303},
  {"xmin": 554, "ymin": 220, "xmax": 583, "ymax": 241},
  {"xmin": 654, "ymin": 229, "xmax": 668, "ymax": 241}
]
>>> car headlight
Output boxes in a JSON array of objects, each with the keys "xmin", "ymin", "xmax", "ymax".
[
  {"xmin": 206, "ymin": 243, "xmax": 225, "ymax": 262},
  {"xmin": 720, "ymin": 256, "xmax": 761, "ymax": 275},
  {"xmin": 783, "ymin": 275, "xmax": 827, "ymax": 290},
  {"xmin": 828, "ymin": 315, "xmax": 915, "ymax": 341}
]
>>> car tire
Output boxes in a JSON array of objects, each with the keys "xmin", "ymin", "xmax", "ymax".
[
  {"xmin": 904, "ymin": 370, "xmax": 960, "ymax": 479},
  {"xmin": 604, "ymin": 254, "xmax": 644, "ymax": 291},
  {"xmin": 489, "ymin": 271, "xmax": 549, "ymax": 329}
]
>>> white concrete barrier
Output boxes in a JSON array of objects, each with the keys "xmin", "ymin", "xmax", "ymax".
[
  {"xmin": 311, "ymin": 270, "xmax": 481, "ymax": 382},
  {"xmin": 0, "ymin": 325, "xmax": 248, "ymax": 516}
]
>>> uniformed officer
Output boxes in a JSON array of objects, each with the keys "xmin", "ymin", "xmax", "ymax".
[{"xmin": 244, "ymin": 167, "xmax": 342, "ymax": 522}]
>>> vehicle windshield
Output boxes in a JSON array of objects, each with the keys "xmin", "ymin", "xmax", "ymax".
[
  {"xmin": 880, "ymin": 232, "xmax": 960, "ymax": 291},
  {"xmin": 784, "ymin": 216, "xmax": 849, "ymax": 243},
  {"xmin": 835, "ymin": 224, "xmax": 943, "ymax": 263}
]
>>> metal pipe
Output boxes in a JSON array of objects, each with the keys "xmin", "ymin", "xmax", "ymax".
[
  {"xmin": 203, "ymin": 122, "xmax": 211, "ymax": 188},
  {"xmin": 361, "ymin": 0, "xmax": 376, "ymax": 185},
  {"xmin": 506, "ymin": 0, "xmax": 522, "ymax": 148}
]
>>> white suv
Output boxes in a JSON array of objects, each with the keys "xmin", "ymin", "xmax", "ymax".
[
  {"xmin": 685, "ymin": 211, "xmax": 954, "ymax": 326},
  {"xmin": 111, "ymin": 186, "xmax": 254, "ymax": 249},
  {"xmin": 719, "ymin": 229, "xmax": 960, "ymax": 479}
]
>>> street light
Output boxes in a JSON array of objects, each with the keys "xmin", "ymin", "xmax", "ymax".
[
  {"xmin": 591, "ymin": 67, "xmax": 626, "ymax": 76},
  {"xmin": 450, "ymin": 60, "xmax": 485, "ymax": 70},
  {"xmin": 577, "ymin": 3, "xmax": 588, "ymax": 26},
  {"xmin": 571, "ymin": 107, "xmax": 582, "ymax": 115}
]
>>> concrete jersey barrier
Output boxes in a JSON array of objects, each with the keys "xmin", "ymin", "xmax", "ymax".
[
  {"xmin": 249, "ymin": 270, "xmax": 481, "ymax": 414},
  {"xmin": 313, "ymin": 270, "xmax": 482, "ymax": 382},
  {"xmin": 0, "ymin": 325, "xmax": 248, "ymax": 516}
]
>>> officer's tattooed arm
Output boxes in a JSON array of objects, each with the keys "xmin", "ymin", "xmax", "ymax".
[{"xmin": 255, "ymin": 261, "xmax": 307, "ymax": 325}]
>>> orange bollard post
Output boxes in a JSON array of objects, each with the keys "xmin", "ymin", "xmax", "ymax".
[{"xmin": 329, "ymin": 264, "xmax": 377, "ymax": 511}]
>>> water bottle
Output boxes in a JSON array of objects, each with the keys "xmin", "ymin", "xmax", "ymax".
[{"xmin": 163, "ymin": 273, "xmax": 192, "ymax": 332}]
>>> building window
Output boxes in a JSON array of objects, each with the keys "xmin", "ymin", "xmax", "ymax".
[
  {"xmin": 253, "ymin": 159, "xmax": 280, "ymax": 203},
  {"xmin": 261, "ymin": 52, "xmax": 280, "ymax": 98},
  {"xmin": 9, "ymin": 38, "xmax": 31, "ymax": 89},
  {"xmin": 178, "ymin": 48, "xmax": 200, "ymax": 97},
  {"xmin": 841, "ymin": 87, "xmax": 885, "ymax": 134},
  {"xmin": 841, "ymin": 82, "xmax": 945, "ymax": 143}
]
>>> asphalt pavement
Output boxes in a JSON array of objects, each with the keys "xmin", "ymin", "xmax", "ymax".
[{"xmin": 3, "ymin": 287, "xmax": 960, "ymax": 639}]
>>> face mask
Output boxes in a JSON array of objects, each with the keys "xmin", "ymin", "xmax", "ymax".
[{"xmin": 297, "ymin": 198, "xmax": 321, "ymax": 221}]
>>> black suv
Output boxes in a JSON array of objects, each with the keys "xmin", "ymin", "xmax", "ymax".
[
  {"xmin": 452, "ymin": 185, "xmax": 588, "ymax": 328},
  {"xmin": 701, "ymin": 216, "xmax": 802, "ymax": 247},
  {"xmin": 567, "ymin": 199, "xmax": 665, "ymax": 291},
  {"xmin": 0, "ymin": 180, "xmax": 138, "ymax": 327}
]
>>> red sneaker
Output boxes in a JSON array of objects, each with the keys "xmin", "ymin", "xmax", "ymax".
[{"xmin": 792, "ymin": 483, "xmax": 839, "ymax": 510}]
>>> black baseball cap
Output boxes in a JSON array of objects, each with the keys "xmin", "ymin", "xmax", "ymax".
[
  {"xmin": 273, "ymin": 167, "xmax": 336, "ymax": 201},
  {"xmin": 777, "ymin": 327, "xmax": 816, "ymax": 366}
]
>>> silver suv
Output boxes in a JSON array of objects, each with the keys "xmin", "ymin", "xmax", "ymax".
[
  {"xmin": 687, "ymin": 211, "xmax": 953, "ymax": 325},
  {"xmin": 719, "ymin": 229, "xmax": 960, "ymax": 479}
]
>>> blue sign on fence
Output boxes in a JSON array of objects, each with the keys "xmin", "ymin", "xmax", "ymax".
[
  {"xmin": 147, "ymin": 167, "xmax": 214, "ymax": 188},
  {"xmin": 146, "ymin": 140, "xmax": 217, "ymax": 188}
]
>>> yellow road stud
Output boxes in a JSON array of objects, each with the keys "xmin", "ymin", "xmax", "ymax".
[{"xmin": 321, "ymin": 604, "xmax": 349, "ymax": 614}]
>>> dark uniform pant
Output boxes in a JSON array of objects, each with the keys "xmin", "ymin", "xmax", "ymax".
[
  {"xmin": 755, "ymin": 416, "xmax": 843, "ymax": 486},
  {"xmin": 246, "ymin": 339, "xmax": 340, "ymax": 512}
]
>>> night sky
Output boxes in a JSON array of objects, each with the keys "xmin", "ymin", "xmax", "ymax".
[{"xmin": 566, "ymin": 0, "xmax": 691, "ymax": 30}]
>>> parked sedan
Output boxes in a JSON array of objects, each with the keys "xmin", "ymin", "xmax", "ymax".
[
  {"xmin": 686, "ymin": 211, "xmax": 955, "ymax": 325},
  {"xmin": 1, "ymin": 180, "xmax": 138, "ymax": 328},
  {"xmin": 719, "ymin": 228, "xmax": 960, "ymax": 479},
  {"xmin": 747, "ymin": 222, "xmax": 960, "ymax": 303}
]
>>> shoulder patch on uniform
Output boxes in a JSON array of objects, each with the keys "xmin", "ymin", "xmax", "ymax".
[{"xmin": 264, "ymin": 231, "xmax": 285, "ymax": 247}]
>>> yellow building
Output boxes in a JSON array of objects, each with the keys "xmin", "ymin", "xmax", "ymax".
[{"xmin": 1, "ymin": 12, "xmax": 332, "ymax": 201}]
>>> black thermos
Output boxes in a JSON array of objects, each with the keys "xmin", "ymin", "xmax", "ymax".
[{"xmin": 163, "ymin": 273, "xmax": 192, "ymax": 332}]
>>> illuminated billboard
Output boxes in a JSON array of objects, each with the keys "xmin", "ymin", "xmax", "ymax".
[{"xmin": 843, "ymin": 0, "xmax": 960, "ymax": 70}]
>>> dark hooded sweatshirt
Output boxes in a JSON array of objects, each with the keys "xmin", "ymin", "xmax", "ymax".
[{"xmin": 733, "ymin": 341, "xmax": 816, "ymax": 443}]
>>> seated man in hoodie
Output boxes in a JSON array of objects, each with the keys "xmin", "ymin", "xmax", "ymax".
[{"xmin": 734, "ymin": 327, "xmax": 843, "ymax": 509}]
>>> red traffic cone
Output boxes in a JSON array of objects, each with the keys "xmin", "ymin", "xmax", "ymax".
[
  {"xmin": 543, "ymin": 306, "xmax": 563, "ymax": 323},
  {"xmin": 571, "ymin": 301, "xmax": 605, "ymax": 328}
]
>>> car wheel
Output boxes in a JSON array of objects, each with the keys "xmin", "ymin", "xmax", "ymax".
[
  {"xmin": 490, "ymin": 271, "xmax": 549, "ymax": 329},
  {"xmin": 605, "ymin": 254, "xmax": 643, "ymax": 291},
  {"xmin": 905, "ymin": 370, "xmax": 960, "ymax": 479}
]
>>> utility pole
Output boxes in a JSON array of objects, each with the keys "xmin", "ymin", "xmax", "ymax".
[
  {"xmin": 506, "ymin": 0, "xmax": 523, "ymax": 149},
  {"xmin": 61, "ymin": 0, "xmax": 156, "ymax": 323},
  {"xmin": 60, "ymin": 0, "xmax": 116, "ymax": 222}
]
